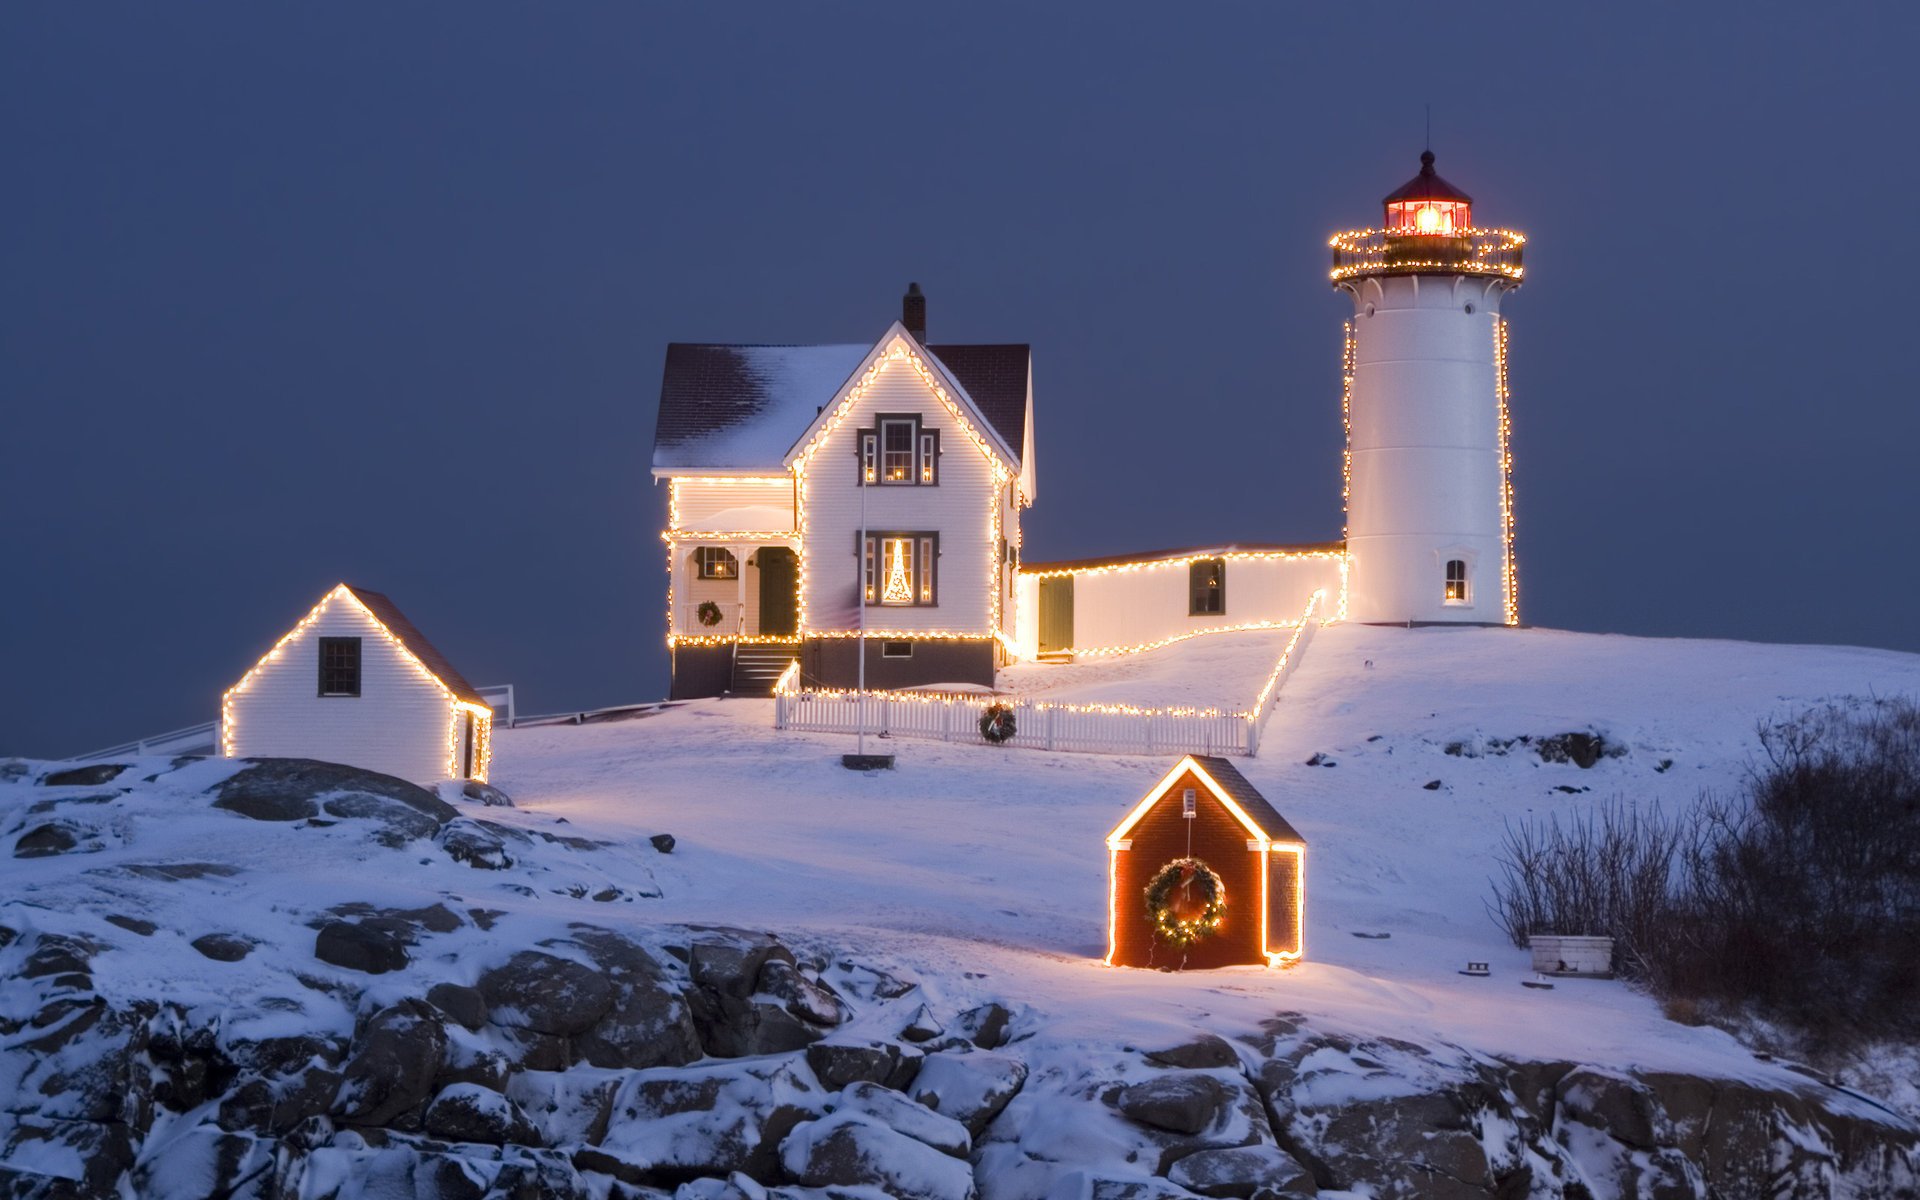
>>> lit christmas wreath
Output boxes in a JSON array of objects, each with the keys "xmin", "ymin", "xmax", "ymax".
[
  {"xmin": 1144, "ymin": 858, "xmax": 1226, "ymax": 948},
  {"xmin": 696, "ymin": 601, "xmax": 723, "ymax": 627},
  {"xmin": 979, "ymin": 703, "xmax": 1017, "ymax": 744}
]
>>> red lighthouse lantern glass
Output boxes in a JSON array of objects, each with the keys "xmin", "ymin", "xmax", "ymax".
[{"xmin": 1383, "ymin": 150, "xmax": 1472, "ymax": 236}]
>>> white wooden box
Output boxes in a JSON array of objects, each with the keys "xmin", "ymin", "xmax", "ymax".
[{"xmin": 1529, "ymin": 934, "xmax": 1614, "ymax": 977}]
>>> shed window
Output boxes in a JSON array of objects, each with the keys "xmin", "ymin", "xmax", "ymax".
[
  {"xmin": 861, "ymin": 531, "xmax": 938, "ymax": 606},
  {"xmin": 1189, "ymin": 558, "xmax": 1225, "ymax": 615},
  {"xmin": 1444, "ymin": 559, "xmax": 1470, "ymax": 603},
  {"xmin": 695, "ymin": 547, "xmax": 738, "ymax": 580},
  {"xmin": 858, "ymin": 415, "xmax": 937, "ymax": 485},
  {"xmin": 882, "ymin": 640, "xmax": 913, "ymax": 658},
  {"xmin": 318, "ymin": 637, "xmax": 361, "ymax": 697}
]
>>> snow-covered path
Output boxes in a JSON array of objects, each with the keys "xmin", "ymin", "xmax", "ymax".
[{"xmin": 490, "ymin": 624, "xmax": 1920, "ymax": 1082}]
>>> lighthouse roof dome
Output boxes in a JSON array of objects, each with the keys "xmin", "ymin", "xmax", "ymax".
[{"xmin": 1383, "ymin": 150, "xmax": 1472, "ymax": 206}]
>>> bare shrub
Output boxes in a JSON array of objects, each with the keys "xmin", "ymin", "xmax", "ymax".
[{"xmin": 1487, "ymin": 697, "xmax": 1920, "ymax": 1048}]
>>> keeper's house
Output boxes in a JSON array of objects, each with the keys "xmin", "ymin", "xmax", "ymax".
[
  {"xmin": 219, "ymin": 584, "xmax": 495, "ymax": 786},
  {"xmin": 651, "ymin": 285, "xmax": 1034, "ymax": 698},
  {"xmin": 1106, "ymin": 755, "xmax": 1305, "ymax": 970}
]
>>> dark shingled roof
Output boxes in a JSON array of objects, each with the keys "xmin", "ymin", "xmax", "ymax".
[
  {"xmin": 652, "ymin": 340, "xmax": 1029, "ymax": 471},
  {"xmin": 1190, "ymin": 755, "xmax": 1306, "ymax": 844},
  {"xmin": 344, "ymin": 586, "xmax": 487, "ymax": 706},
  {"xmin": 1383, "ymin": 149, "xmax": 1472, "ymax": 206}
]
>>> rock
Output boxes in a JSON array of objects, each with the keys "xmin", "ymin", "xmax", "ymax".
[
  {"xmin": 806, "ymin": 1039, "xmax": 923, "ymax": 1091},
  {"xmin": 321, "ymin": 791, "xmax": 448, "ymax": 846},
  {"xmin": 41, "ymin": 763, "xmax": 127, "ymax": 787},
  {"xmin": 190, "ymin": 933, "xmax": 255, "ymax": 962},
  {"xmin": 121, "ymin": 861, "xmax": 243, "ymax": 881},
  {"xmin": 687, "ymin": 930, "xmax": 827, "ymax": 1057},
  {"xmin": 570, "ymin": 928, "xmax": 703, "ymax": 1070},
  {"xmin": 900, "ymin": 1002, "xmax": 945, "ymax": 1043},
  {"xmin": 1535, "ymin": 732, "xmax": 1613, "ymax": 768},
  {"xmin": 335, "ymin": 1000, "xmax": 448, "ymax": 1127},
  {"xmin": 650, "ymin": 833, "xmax": 676, "ymax": 853},
  {"xmin": 1117, "ymin": 1073, "xmax": 1230, "ymax": 1136},
  {"xmin": 780, "ymin": 1111, "xmax": 977, "ymax": 1200},
  {"xmin": 690, "ymin": 929, "xmax": 794, "ymax": 1001},
  {"xmin": 910, "ymin": 1051, "xmax": 1028, "ymax": 1138},
  {"xmin": 760, "ymin": 958, "xmax": 844, "ymax": 1027},
  {"xmin": 0, "ymin": 1113, "xmax": 137, "ymax": 1198},
  {"xmin": 438, "ymin": 819, "xmax": 515, "ymax": 869},
  {"xmin": 128, "ymin": 1124, "xmax": 278, "ymax": 1200},
  {"xmin": 426, "ymin": 982, "xmax": 489, "ymax": 1031},
  {"xmin": 313, "ymin": 921, "xmax": 410, "ymax": 974},
  {"xmin": 836, "ymin": 1081, "xmax": 971, "ymax": 1157},
  {"xmin": 1167, "ymin": 1145, "xmax": 1316, "ymax": 1198},
  {"xmin": 1556, "ymin": 1065, "xmax": 1662, "ymax": 1150},
  {"xmin": 436, "ymin": 1024, "xmax": 513, "ymax": 1093},
  {"xmin": 105, "ymin": 914, "xmax": 157, "ymax": 936},
  {"xmin": 506, "ymin": 1069, "xmax": 624, "ymax": 1148},
  {"xmin": 957, "ymin": 1003, "xmax": 1013, "ymax": 1050},
  {"xmin": 423, "ymin": 1082, "xmax": 543, "ymax": 1146},
  {"xmin": 479, "ymin": 950, "xmax": 615, "ymax": 1037},
  {"xmin": 214, "ymin": 758, "xmax": 456, "ymax": 825},
  {"xmin": 12, "ymin": 822, "xmax": 86, "ymax": 858},
  {"xmin": 1144, "ymin": 1034, "xmax": 1238, "ymax": 1071},
  {"xmin": 591, "ymin": 1058, "xmax": 825, "ymax": 1185},
  {"xmin": 461, "ymin": 780, "xmax": 515, "ymax": 807},
  {"xmin": 1423, "ymin": 779, "xmax": 1443, "ymax": 791}
]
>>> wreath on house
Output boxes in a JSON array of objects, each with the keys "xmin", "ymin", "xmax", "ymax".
[
  {"xmin": 1144, "ymin": 858, "xmax": 1226, "ymax": 948},
  {"xmin": 979, "ymin": 703, "xmax": 1017, "ymax": 744},
  {"xmin": 696, "ymin": 601, "xmax": 723, "ymax": 628}
]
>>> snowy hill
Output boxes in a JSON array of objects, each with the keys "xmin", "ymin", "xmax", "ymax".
[{"xmin": 5, "ymin": 624, "xmax": 1920, "ymax": 1198}]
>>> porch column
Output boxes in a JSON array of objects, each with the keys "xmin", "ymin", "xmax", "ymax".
[{"xmin": 732, "ymin": 543, "xmax": 749, "ymax": 635}]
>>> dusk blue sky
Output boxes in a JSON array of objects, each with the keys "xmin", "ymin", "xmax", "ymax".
[{"xmin": 6, "ymin": 4, "xmax": 1917, "ymax": 755}]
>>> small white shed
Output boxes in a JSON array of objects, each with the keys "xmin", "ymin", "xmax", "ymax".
[{"xmin": 220, "ymin": 584, "xmax": 493, "ymax": 786}]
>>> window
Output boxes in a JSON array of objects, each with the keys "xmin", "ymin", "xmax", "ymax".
[
  {"xmin": 318, "ymin": 637, "xmax": 361, "ymax": 697},
  {"xmin": 695, "ymin": 547, "xmax": 738, "ymax": 580},
  {"xmin": 860, "ymin": 531, "xmax": 938, "ymax": 606},
  {"xmin": 1444, "ymin": 559, "xmax": 1470, "ymax": 603},
  {"xmin": 857, "ymin": 415, "xmax": 937, "ymax": 485},
  {"xmin": 882, "ymin": 640, "xmax": 913, "ymax": 658},
  {"xmin": 1189, "ymin": 558, "xmax": 1225, "ymax": 615}
]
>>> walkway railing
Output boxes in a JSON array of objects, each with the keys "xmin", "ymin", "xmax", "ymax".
[{"xmin": 774, "ymin": 591, "xmax": 1324, "ymax": 758}]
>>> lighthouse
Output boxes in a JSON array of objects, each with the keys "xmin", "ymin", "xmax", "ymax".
[{"xmin": 1331, "ymin": 151, "xmax": 1526, "ymax": 626}]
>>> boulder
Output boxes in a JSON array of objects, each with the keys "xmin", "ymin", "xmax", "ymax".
[
  {"xmin": 423, "ymin": 1082, "xmax": 544, "ymax": 1146},
  {"xmin": 505, "ymin": 1068, "xmax": 625, "ymax": 1148},
  {"xmin": 910, "ymin": 1051, "xmax": 1028, "ymax": 1137},
  {"xmin": 650, "ymin": 833, "xmax": 676, "ymax": 853},
  {"xmin": 127, "ymin": 1124, "xmax": 277, "ymax": 1200},
  {"xmin": 569, "ymin": 927, "xmax": 702, "ymax": 1070},
  {"xmin": 106, "ymin": 914, "xmax": 158, "ymax": 937},
  {"xmin": 1144, "ymin": 1035, "xmax": 1239, "ymax": 1072},
  {"xmin": 836, "ymin": 1081, "xmax": 971, "ymax": 1157},
  {"xmin": 12, "ymin": 822, "xmax": 88, "ymax": 858},
  {"xmin": 760, "ymin": 958, "xmax": 845, "ymax": 1028},
  {"xmin": 461, "ymin": 780, "xmax": 515, "ymax": 807},
  {"xmin": 0, "ymin": 1113, "xmax": 137, "ymax": 1198},
  {"xmin": 190, "ymin": 933, "xmax": 255, "ymax": 962},
  {"xmin": 1167, "ymin": 1145, "xmax": 1317, "ymax": 1198},
  {"xmin": 313, "ymin": 921, "xmax": 409, "ymax": 975},
  {"xmin": 321, "ymin": 791, "xmax": 449, "ymax": 846},
  {"xmin": 438, "ymin": 819, "xmax": 516, "ymax": 869},
  {"xmin": 479, "ymin": 950, "xmax": 615, "ymax": 1037},
  {"xmin": 588, "ymin": 1058, "xmax": 825, "ymax": 1184},
  {"xmin": 214, "ymin": 759, "xmax": 456, "ymax": 825},
  {"xmin": 425, "ymin": 982, "xmax": 489, "ymax": 1031},
  {"xmin": 1117, "ymin": 1074, "xmax": 1231, "ymax": 1137},
  {"xmin": 1556, "ymin": 1066, "xmax": 1662, "ymax": 1150},
  {"xmin": 779, "ymin": 1111, "xmax": 977, "ymax": 1200},
  {"xmin": 334, "ymin": 1001, "xmax": 447, "ymax": 1127},
  {"xmin": 806, "ymin": 1039, "xmax": 923, "ymax": 1091},
  {"xmin": 900, "ymin": 1002, "xmax": 945, "ymax": 1044},
  {"xmin": 41, "ymin": 763, "xmax": 127, "ymax": 787},
  {"xmin": 956, "ymin": 1003, "xmax": 1013, "ymax": 1051}
]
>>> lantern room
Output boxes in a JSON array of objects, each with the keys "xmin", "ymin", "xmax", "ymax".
[{"xmin": 1383, "ymin": 149, "xmax": 1472, "ymax": 235}]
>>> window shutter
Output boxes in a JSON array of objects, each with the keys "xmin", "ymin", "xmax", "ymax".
[
  {"xmin": 920, "ymin": 432, "xmax": 937, "ymax": 483},
  {"xmin": 859, "ymin": 432, "xmax": 877, "ymax": 484},
  {"xmin": 919, "ymin": 536, "xmax": 936, "ymax": 604},
  {"xmin": 862, "ymin": 535, "xmax": 877, "ymax": 604}
]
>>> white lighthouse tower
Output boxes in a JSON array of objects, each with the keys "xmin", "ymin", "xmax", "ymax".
[{"xmin": 1331, "ymin": 151, "xmax": 1526, "ymax": 625}]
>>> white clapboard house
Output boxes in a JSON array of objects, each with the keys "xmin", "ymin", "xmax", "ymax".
[
  {"xmin": 652, "ymin": 286, "xmax": 1036, "ymax": 696},
  {"xmin": 220, "ymin": 583, "xmax": 494, "ymax": 785}
]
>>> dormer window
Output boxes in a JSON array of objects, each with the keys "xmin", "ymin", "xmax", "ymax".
[{"xmin": 858, "ymin": 415, "xmax": 938, "ymax": 485}]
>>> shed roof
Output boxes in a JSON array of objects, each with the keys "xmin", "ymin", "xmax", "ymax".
[
  {"xmin": 342, "ymin": 586, "xmax": 488, "ymax": 707},
  {"xmin": 1108, "ymin": 755, "xmax": 1306, "ymax": 847},
  {"xmin": 1022, "ymin": 541, "xmax": 1345, "ymax": 575},
  {"xmin": 652, "ymin": 340, "xmax": 1029, "ymax": 471}
]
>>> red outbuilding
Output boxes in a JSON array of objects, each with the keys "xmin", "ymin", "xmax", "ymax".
[{"xmin": 1105, "ymin": 755, "xmax": 1306, "ymax": 970}]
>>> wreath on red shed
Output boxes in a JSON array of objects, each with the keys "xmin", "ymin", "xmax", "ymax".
[{"xmin": 1144, "ymin": 858, "xmax": 1226, "ymax": 948}]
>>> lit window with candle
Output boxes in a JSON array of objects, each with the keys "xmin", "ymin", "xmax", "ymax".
[
  {"xmin": 856, "ymin": 415, "xmax": 937, "ymax": 485},
  {"xmin": 861, "ymin": 531, "xmax": 938, "ymax": 606}
]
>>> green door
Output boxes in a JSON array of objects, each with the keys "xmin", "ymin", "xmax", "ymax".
[
  {"xmin": 1038, "ymin": 574, "xmax": 1074, "ymax": 654},
  {"xmin": 757, "ymin": 548, "xmax": 799, "ymax": 636}
]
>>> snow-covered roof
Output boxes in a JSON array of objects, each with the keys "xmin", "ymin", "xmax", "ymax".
[{"xmin": 652, "ymin": 340, "xmax": 1030, "ymax": 472}]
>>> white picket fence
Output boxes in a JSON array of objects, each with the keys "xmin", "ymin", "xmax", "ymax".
[{"xmin": 775, "ymin": 594, "xmax": 1322, "ymax": 758}]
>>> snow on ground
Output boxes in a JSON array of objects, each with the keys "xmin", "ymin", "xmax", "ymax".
[
  {"xmin": 492, "ymin": 624, "xmax": 1920, "ymax": 1088},
  {"xmin": 996, "ymin": 628, "xmax": 1292, "ymax": 712}
]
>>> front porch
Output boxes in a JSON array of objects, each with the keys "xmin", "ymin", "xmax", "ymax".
[{"xmin": 667, "ymin": 536, "xmax": 801, "ymax": 697}]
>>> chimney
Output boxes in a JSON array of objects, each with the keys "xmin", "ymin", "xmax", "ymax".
[{"xmin": 902, "ymin": 282, "xmax": 926, "ymax": 342}]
